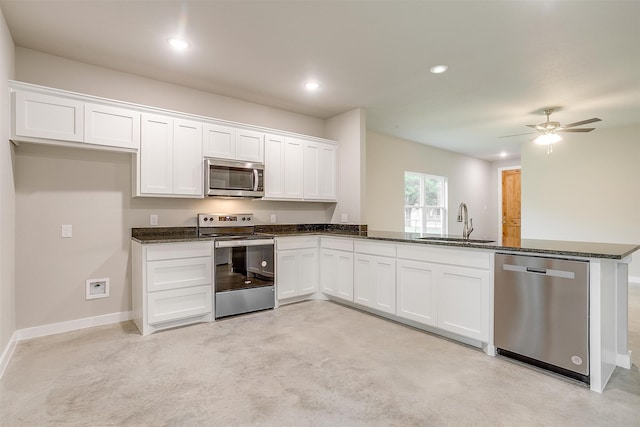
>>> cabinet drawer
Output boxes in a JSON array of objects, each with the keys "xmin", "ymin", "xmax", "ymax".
[
  {"xmin": 396, "ymin": 243, "xmax": 490, "ymax": 270},
  {"xmin": 354, "ymin": 241, "xmax": 396, "ymax": 257},
  {"xmin": 146, "ymin": 242, "xmax": 212, "ymax": 261},
  {"xmin": 321, "ymin": 237, "xmax": 353, "ymax": 252},
  {"xmin": 147, "ymin": 257, "xmax": 212, "ymax": 292},
  {"xmin": 147, "ymin": 285, "xmax": 212, "ymax": 325},
  {"xmin": 276, "ymin": 236, "xmax": 318, "ymax": 251}
]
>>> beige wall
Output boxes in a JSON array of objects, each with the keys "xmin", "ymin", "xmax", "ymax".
[
  {"xmin": 325, "ymin": 108, "xmax": 366, "ymax": 224},
  {"xmin": 521, "ymin": 124, "xmax": 640, "ymax": 277},
  {"xmin": 0, "ymin": 9, "xmax": 15, "ymax": 359},
  {"xmin": 12, "ymin": 50, "xmax": 348, "ymax": 329},
  {"xmin": 366, "ymin": 131, "xmax": 495, "ymax": 238}
]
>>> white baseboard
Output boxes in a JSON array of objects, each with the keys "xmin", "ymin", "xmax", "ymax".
[
  {"xmin": 629, "ymin": 276, "xmax": 640, "ymax": 286},
  {"xmin": 0, "ymin": 331, "xmax": 18, "ymax": 378},
  {"xmin": 15, "ymin": 311, "xmax": 133, "ymax": 341}
]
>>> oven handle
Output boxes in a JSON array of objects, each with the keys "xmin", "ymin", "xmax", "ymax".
[{"xmin": 215, "ymin": 239, "xmax": 275, "ymax": 248}]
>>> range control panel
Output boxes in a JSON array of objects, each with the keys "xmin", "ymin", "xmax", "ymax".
[{"xmin": 197, "ymin": 213, "xmax": 254, "ymax": 227}]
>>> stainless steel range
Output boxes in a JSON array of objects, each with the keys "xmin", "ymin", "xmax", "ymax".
[{"xmin": 197, "ymin": 213, "xmax": 275, "ymax": 318}]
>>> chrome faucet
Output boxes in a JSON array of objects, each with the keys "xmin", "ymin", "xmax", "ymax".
[{"xmin": 457, "ymin": 202, "xmax": 474, "ymax": 239}]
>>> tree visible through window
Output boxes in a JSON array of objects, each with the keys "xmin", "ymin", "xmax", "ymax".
[{"xmin": 404, "ymin": 172, "xmax": 448, "ymax": 234}]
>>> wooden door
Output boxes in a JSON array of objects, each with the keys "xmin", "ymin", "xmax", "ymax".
[{"xmin": 502, "ymin": 169, "xmax": 521, "ymax": 246}]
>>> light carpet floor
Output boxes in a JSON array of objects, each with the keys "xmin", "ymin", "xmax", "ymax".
[{"xmin": 2, "ymin": 288, "xmax": 640, "ymax": 426}]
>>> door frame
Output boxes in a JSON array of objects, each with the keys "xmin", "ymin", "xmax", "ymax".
[{"xmin": 497, "ymin": 165, "xmax": 521, "ymax": 245}]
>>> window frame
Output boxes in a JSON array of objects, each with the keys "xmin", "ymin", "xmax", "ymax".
[{"xmin": 404, "ymin": 171, "xmax": 448, "ymax": 235}]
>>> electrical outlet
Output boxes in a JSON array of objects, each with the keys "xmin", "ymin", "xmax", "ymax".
[
  {"xmin": 61, "ymin": 224, "xmax": 72, "ymax": 238},
  {"xmin": 86, "ymin": 278, "xmax": 110, "ymax": 300},
  {"xmin": 270, "ymin": 214, "xmax": 277, "ymax": 223},
  {"xmin": 150, "ymin": 214, "xmax": 158, "ymax": 226},
  {"xmin": 341, "ymin": 213, "xmax": 348, "ymax": 223}
]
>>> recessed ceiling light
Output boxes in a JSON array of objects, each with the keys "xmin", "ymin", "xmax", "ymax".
[
  {"xmin": 500, "ymin": 152, "xmax": 508, "ymax": 158},
  {"xmin": 168, "ymin": 38, "xmax": 189, "ymax": 50},
  {"xmin": 430, "ymin": 65, "xmax": 448, "ymax": 74},
  {"xmin": 304, "ymin": 81, "xmax": 320, "ymax": 91}
]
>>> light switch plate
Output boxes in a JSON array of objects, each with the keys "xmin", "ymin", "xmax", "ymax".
[
  {"xmin": 341, "ymin": 214, "xmax": 348, "ymax": 223},
  {"xmin": 270, "ymin": 214, "xmax": 277, "ymax": 223},
  {"xmin": 61, "ymin": 224, "xmax": 72, "ymax": 238},
  {"xmin": 150, "ymin": 214, "xmax": 158, "ymax": 226}
]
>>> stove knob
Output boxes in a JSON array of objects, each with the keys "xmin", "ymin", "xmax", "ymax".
[
  {"xmin": 209, "ymin": 217, "xmax": 214, "ymax": 222},
  {"xmin": 242, "ymin": 217, "xmax": 246, "ymax": 221},
  {"xmin": 203, "ymin": 217, "xmax": 208, "ymax": 222},
  {"xmin": 246, "ymin": 217, "xmax": 251, "ymax": 221}
]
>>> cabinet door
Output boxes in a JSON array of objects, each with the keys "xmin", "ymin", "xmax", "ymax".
[
  {"xmin": 15, "ymin": 90, "xmax": 84, "ymax": 142},
  {"xmin": 203, "ymin": 123, "xmax": 235, "ymax": 159},
  {"xmin": 437, "ymin": 266, "xmax": 490, "ymax": 341},
  {"xmin": 318, "ymin": 143, "xmax": 337, "ymax": 200},
  {"xmin": 276, "ymin": 251, "xmax": 298, "ymax": 300},
  {"xmin": 284, "ymin": 137, "xmax": 304, "ymax": 199},
  {"xmin": 140, "ymin": 113, "xmax": 173, "ymax": 194},
  {"xmin": 236, "ymin": 129, "xmax": 264, "ymax": 162},
  {"xmin": 264, "ymin": 134, "xmax": 285, "ymax": 199},
  {"xmin": 173, "ymin": 119, "xmax": 203, "ymax": 196},
  {"xmin": 297, "ymin": 248, "xmax": 319, "ymax": 295},
  {"xmin": 355, "ymin": 253, "xmax": 396, "ymax": 314},
  {"xmin": 354, "ymin": 254, "xmax": 374, "ymax": 307},
  {"xmin": 320, "ymin": 248, "xmax": 354, "ymax": 302},
  {"xmin": 303, "ymin": 141, "xmax": 320, "ymax": 199},
  {"xmin": 396, "ymin": 259, "xmax": 438, "ymax": 326},
  {"xmin": 84, "ymin": 103, "xmax": 140, "ymax": 149}
]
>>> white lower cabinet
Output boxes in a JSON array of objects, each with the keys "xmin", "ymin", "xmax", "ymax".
[
  {"xmin": 276, "ymin": 236, "xmax": 319, "ymax": 301},
  {"xmin": 320, "ymin": 237, "xmax": 354, "ymax": 302},
  {"xmin": 437, "ymin": 265, "xmax": 490, "ymax": 342},
  {"xmin": 396, "ymin": 259, "xmax": 438, "ymax": 327},
  {"xmin": 132, "ymin": 241, "xmax": 213, "ymax": 336},
  {"xmin": 354, "ymin": 242, "xmax": 396, "ymax": 314},
  {"xmin": 395, "ymin": 244, "xmax": 491, "ymax": 342}
]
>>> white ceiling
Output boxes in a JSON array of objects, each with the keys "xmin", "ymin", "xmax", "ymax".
[{"xmin": 1, "ymin": 1, "xmax": 638, "ymax": 161}]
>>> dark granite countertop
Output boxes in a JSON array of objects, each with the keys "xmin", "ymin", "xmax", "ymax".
[{"xmin": 131, "ymin": 225, "xmax": 640, "ymax": 260}]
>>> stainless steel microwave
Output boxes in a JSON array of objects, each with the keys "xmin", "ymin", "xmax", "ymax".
[{"xmin": 205, "ymin": 158, "xmax": 264, "ymax": 198}]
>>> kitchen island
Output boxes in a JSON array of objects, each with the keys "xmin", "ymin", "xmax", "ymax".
[{"xmin": 132, "ymin": 225, "xmax": 639, "ymax": 393}]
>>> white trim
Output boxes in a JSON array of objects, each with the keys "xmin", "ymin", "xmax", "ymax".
[
  {"xmin": 0, "ymin": 331, "xmax": 18, "ymax": 378},
  {"xmin": 497, "ymin": 165, "xmax": 521, "ymax": 245},
  {"xmin": 16, "ymin": 311, "xmax": 132, "ymax": 341},
  {"xmin": 629, "ymin": 276, "xmax": 640, "ymax": 285}
]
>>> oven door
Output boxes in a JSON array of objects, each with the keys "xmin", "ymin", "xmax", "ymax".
[
  {"xmin": 214, "ymin": 238, "xmax": 275, "ymax": 318},
  {"xmin": 206, "ymin": 158, "xmax": 264, "ymax": 197}
]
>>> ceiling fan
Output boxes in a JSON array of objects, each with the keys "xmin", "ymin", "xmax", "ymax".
[{"xmin": 500, "ymin": 108, "xmax": 602, "ymax": 153}]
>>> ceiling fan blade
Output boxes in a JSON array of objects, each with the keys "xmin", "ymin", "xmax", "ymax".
[
  {"xmin": 525, "ymin": 124, "xmax": 538, "ymax": 129},
  {"xmin": 498, "ymin": 131, "xmax": 537, "ymax": 138},
  {"xmin": 558, "ymin": 128, "xmax": 595, "ymax": 133},
  {"xmin": 562, "ymin": 118, "xmax": 602, "ymax": 128}
]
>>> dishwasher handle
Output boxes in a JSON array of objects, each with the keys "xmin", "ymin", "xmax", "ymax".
[{"xmin": 503, "ymin": 263, "xmax": 576, "ymax": 279}]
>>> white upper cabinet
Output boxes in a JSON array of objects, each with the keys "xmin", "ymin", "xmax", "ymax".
[
  {"xmin": 14, "ymin": 90, "xmax": 84, "ymax": 142},
  {"xmin": 202, "ymin": 123, "xmax": 235, "ymax": 160},
  {"xmin": 303, "ymin": 140, "xmax": 337, "ymax": 201},
  {"xmin": 140, "ymin": 113, "xmax": 173, "ymax": 194},
  {"xmin": 137, "ymin": 113, "xmax": 203, "ymax": 197},
  {"xmin": 203, "ymin": 124, "xmax": 264, "ymax": 162},
  {"xmin": 236, "ymin": 129, "xmax": 264, "ymax": 162},
  {"xmin": 264, "ymin": 135, "xmax": 335, "ymax": 201},
  {"xmin": 264, "ymin": 135, "xmax": 304, "ymax": 200},
  {"xmin": 84, "ymin": 103, "xmax": 141, "ymax": 150},
  {"xmin": 173, "ymin": 118, "xmax": 203, "ymax": 196}
]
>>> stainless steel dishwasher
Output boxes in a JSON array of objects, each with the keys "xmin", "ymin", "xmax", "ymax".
[{"xmin": 494, "ymin": 253, "xmax": 589, "ymax": 384}]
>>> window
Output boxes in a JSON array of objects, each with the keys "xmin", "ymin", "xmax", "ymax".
[{"xmin": 404, "ymin": 172, "xmax": 448, "ymax": 234}]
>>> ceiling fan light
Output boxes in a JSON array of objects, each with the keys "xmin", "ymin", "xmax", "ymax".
[{"xmin": 534, "ymin": 132, "xmax": 562, "ymax": 145}]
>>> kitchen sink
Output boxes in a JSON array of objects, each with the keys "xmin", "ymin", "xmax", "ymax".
[{"xmin": 416, "ymin": 237, "xmax": 496, "ymax": 244}]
